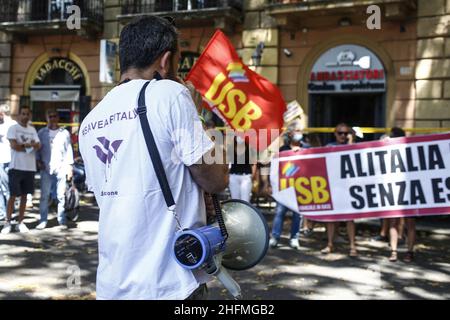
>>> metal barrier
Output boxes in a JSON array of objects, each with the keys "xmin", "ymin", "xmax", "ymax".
[{"xmin": 32, "ymin": 122, "xmax": 79, "ymax": 127}]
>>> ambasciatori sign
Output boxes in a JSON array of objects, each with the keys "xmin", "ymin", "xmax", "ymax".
[{"xmin": 308, "ymin": 44, "xmax": 386, "ymax": 94}]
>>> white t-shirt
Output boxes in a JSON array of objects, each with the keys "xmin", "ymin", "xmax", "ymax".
[
  {"xmin": 0, "ymin": 119, "xmax": 16, "ymax": 164},
  {"xmin": 49, "ymin": 128, "xmax": 58, "ymax": 144},
  {"xmin": 7, "ymin": 123, "xmax": 40, "ymax": 171},
  {"xmin": 79, "ymin": 79, "xmax": 215, "ymax": 300},
  {"xmin": 47, "ymin": 128, "xmax": 74, "ymax": 175}
]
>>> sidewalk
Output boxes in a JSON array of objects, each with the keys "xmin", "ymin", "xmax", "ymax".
[
  {"xmin": 0, "ymin": 199, "xmax": 98, "ymax": 299},
  {"xmin": 0, "ymin": 200, "xmax": 449, "ymax": 300}
]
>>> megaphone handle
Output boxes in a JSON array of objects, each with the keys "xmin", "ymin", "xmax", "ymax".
[
  {"xmin": 216, "ymin": 266, "xmax": 242, "ymax": 300},
  {"xmin": 211, "ymin": 194, "xmax": 228, "ymax": 241}
]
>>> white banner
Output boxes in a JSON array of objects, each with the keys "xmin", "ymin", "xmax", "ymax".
[{"xmin": 270, "ymin": 133, "xmax": 450, "ymax": 221}]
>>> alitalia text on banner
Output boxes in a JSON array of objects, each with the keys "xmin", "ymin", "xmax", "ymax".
[
  {"xmin": 269, "ymin": 133, "xmax": 450, "ymax": 221},
  {"xmin": 186, "ymin": 30, "xmax": 286, "ymax": 151}
]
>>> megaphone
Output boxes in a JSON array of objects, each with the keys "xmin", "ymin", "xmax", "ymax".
[
  {"xmin": 219, "ymin": 199, "xmax": 269, "ymax": 270},
  {"xmin": 172, "ymin": 198, "xmax": 269, "ymax": 299}
]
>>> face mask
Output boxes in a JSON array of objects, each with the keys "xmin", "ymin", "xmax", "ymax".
[{"xmin": 292, "ymin": 133, "xmax": 303, "ymax": 142}]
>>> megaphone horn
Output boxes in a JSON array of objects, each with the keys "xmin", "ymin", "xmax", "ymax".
[
  {"xmin": 172, "ymin": 198, "xmax": 270, "ymax": 299},
  {"xmin": 216, "ymin": 199, "xmax": 270, "ymax": 271}
]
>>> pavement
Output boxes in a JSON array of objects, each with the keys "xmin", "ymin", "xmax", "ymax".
[{"xmin": 1, "ymin": 197, "xmax": 450, "ymax": 300}]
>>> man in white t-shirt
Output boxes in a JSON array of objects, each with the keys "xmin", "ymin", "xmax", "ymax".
[
  {"xmin": 0, "ymin": 104, "xmax": 16, "ymax": 220},
  {"xmin": 79, "ymin": 16, "xmax": 228, "ymax": 300},
  {"xmin": 36, "ymin": 109, "xmax": 74, "ymax": 230},
  {"xmin": 2, "ymin": 106, "xmax": 41, "ymax": 234}
]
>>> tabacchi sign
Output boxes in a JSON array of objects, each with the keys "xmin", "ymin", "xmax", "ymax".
[{"xmin": 34, "ymin": 58, "xmax": 83, "ymax": 83}]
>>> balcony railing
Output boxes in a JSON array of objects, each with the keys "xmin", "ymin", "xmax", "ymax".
[
  {"xmin": 0, "ymin": 0, "xmax": 103, "ymax": 33},
  {"xmin": 118, "ymin": 0, "xmax": 243, "ymax": 29},
  {"xmin": 266, "ymin": 0, "xmax": 417, "ymax": 24},
  {"xmin": 121, "ymin": 0, "xmax": 243, "ymax": 15},
  {"xmin": 269, "ymin": 0, "xmax": 413, "ymax": 4}
]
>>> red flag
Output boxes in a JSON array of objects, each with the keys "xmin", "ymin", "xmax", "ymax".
[{"xmin": 186, "ymin": 30, "xmax": 286, "ymax": 151}]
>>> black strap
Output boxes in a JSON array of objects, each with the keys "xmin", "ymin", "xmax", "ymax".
[{"xmin": 137, "ymin": 81, "xmax": 176, "ymax": 209}]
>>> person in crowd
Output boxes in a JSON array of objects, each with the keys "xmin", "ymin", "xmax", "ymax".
[
  {"xmin": 371, "ymin": 132, "xmax": 391, "ymax": 242},
  {"xmin": 300, "ymin": 132, "xmax": 322, "ymax": 237},
  {"xmin": 79, "ymin": 16, "xmax": 228, "ymax": 300},
  {"xmin": 321, "ymin": 123, "xmax": 358, "ymax": 257},
  {"xmin": 228, "ymin": 136, "xmax": 257, "ymax": 203},
  {"xmin": 385, "ymin": 127, "xmax": 416, "ymax": 262},
  {"xmin": 268, "ymin": 119, "xmax": 307, "ymax": 250},
  {"xmin": 372, "ymin": 132, "xmax": 405, "ymax": 245},
  {"xmin": 36, "ymin": 109, "xmax": 74, "ymax": 230},
  {"xmin": 1, "ymin": 106, "xmax": 40, "ymax": 234},
  {"xmin": 0, "ymin": 104, "xmax": 15, "ymax": 221},
  {"xmin": 372, "ymin": 219, "xmax": 389, "ymax": 242}
]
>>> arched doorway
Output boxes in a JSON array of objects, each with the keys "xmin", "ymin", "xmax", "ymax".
[
  {"xmin": 296, "ymin": 37, "xmax": 395, "ymax": 145},
  {"xmin": 309, "ymin": 44, "xmax": 386, "ymax": 143},
  {"xmin": 23, "ymin": 53, "xmax": 91, "ymax": 154}
]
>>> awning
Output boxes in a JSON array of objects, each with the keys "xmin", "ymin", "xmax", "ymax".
[{"xmin": 30, "ymin": 85, "xmax": 81, "ymax": 102}]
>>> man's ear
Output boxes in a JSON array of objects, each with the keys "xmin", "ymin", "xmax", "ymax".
[{"xmin": 159, "ymin": 51, "xmax": 172, "ymax": 78}]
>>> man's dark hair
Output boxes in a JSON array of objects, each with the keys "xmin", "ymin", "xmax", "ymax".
[
  {"xmin": 335, "ymin": 122, "xmax": 350, "ymax": 132},
  {"xmin": 119, "ymin": 16, "xmax": 178, "ymax": 74},
  {"xmin": 390, "ymin": 127, "xmax": 406, "ymax": 138},
  {"xmin": 19, "ymin": 105, "xmax": 31, "ymax": 113}
]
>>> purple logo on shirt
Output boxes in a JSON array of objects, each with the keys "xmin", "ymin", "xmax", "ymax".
[{"xmin": 93, "ymin": 137, "xmax": 123, "ymax": 164}]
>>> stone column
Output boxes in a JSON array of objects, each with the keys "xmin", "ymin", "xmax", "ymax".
[
  {"xmin": 0, "ymin": 31, "xmax": 11, "ymax": 107},
  {"xmin": 100, "ymin": 0, "xmax": 121, "ymax": 99},
  {"xmin": 415, "ymin": 0, "xmax": 450, "ymax": 128},
  {"xmin": 241, "ymin": 0, "xmax": 279, "ymax": 85}
]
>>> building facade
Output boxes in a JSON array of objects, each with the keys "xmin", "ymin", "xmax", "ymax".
[{"xmin": 0, "ymin": 0, "xmax": 449, "ymax": 149}]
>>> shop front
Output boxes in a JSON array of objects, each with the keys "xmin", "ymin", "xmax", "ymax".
[
  {"xmin": 23, "ymin": 55, "xmax": 91, "ymax": 154},
  {"xmin": 307, "ymin": 44, "xmax": 387, "ymax": 144}
]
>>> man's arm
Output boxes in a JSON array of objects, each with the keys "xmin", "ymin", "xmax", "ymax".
[
  {"xmin": 31, "ymin": 140, "xmax": 41, "ymax": 151},
  {"xmin": 9, "ymin": 139, "xmax": 26, "ymax": 152},
  {"xmin": 188, "ymin": 146, "xmax": 228, "ymax": 194},
  {"xmin": 31, "ymin": 129, "xmax": 41, "ymax": 150},
  {"xmin": 64, "ymin": 131, "xmax": 74, "ymax": 179}
]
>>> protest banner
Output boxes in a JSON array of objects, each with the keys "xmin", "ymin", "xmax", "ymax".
[{"xmin": 270, "ymin": 133, "xmax": 450, "ymax": 221}]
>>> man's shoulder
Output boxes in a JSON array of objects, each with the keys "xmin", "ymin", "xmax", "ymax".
[
  {"xmin": 7, "ymin": 123, "xmax": 19, "ymax": 133},
  {"xmin": 59, "ymin": 127, "xmax": 70, "ymax": 134},
  {"xmin": 150, "ymin": 79, "xmax": 188, "ymax": 102},
  {"xmin": 28, "ymin": 125, "xmax": 38, "ymax": 134},
  {"xmin": 154, "ymin": 79, "xmax": 186, "ymax": 91},
  {"xmin": 38, "ymin": 126, "xmax": 48, "ymax": 134},
  {"xmin": 55, "ymin": 127, "xmax": 71, "ymax": 141}
]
